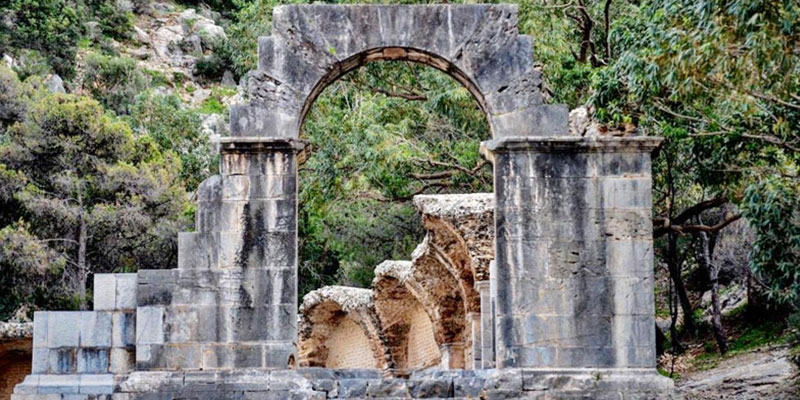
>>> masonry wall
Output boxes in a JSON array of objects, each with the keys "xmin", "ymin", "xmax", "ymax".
[{"xmin": 1, "ymin": 340, "xmax": 31, "ymax": 400}]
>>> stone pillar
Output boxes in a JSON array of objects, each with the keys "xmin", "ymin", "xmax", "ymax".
[
  {"xmin": 475, "ymin": 280, "xmax": 494, "ymax": 368},
  {"xmin": 484, "ymin": 136, "xmax": 662, "ymax": 370},
  {"xmin": 439, "ymin": 343, "xmax": 465, "ymax": 370},
  {"xmin": 468, "ymin": 312, "xmax": 481, "ymax": 369},
  {"xmin": 136, "ymin": 137, "xmax": 303, "ymax": 371}
]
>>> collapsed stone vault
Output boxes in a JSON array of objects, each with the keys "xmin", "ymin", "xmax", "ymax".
[
  {"xmin": 12, "ymin": 4, "xmax": 677, "ymax": 399},
  {"xmin": 298, "ymin": 194, "xmax": 495, "ymax": 373}
]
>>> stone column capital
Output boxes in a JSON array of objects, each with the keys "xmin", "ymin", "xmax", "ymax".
[
  {"xmin": 481, "ymin": 136, "xmax": 664, "ymax": 156},
  {"xmin": 218, "ymin": 137, "xmax": 309, "ymax": 154},
  {"xmin": 474, "ymin": 279, "xmax": 491, "ymax": 292}
]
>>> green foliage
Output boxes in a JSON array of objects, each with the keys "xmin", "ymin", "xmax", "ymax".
[
  {"xmin": 193, "ymin": 38, "xmax": 235, "ymax": 82},
  {"xmin": 128, "ymin": 91, "xmax": 216, "ymax": 191},
  {"xmin": 744, "ymin": 177, "xmax": 800, "ymax": 308},
  {"xmin": 82, "ymin": 52, "xmax": 152, "ymax": 114},
  {"xmin": 299, "ymin": 61, "xmax": 490, "ymax": 293},
  {"xmin": 85, "ymin": 0, "xmax": 135, "ymax": 40},
  {"xmin": 0, "ymin": 66, "xmax": 28, "ymax": 133},
  {"xmin": 0, "ymin": 222, "xmax": 68, "ymax": 319},
  {"xmin": 0, "ymin": 0, "xmax": 83, "ymax": 78},
  {"xmin": 0, "ymin": 89, "xmax": 189, "ymax": 312}
]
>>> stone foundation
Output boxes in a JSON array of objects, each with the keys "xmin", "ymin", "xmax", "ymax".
[{"xmin": 13, "ymin": 368, "xmax": 676, "ymax": 399}]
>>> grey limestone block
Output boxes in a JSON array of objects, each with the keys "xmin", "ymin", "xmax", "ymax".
[
  {"xmin": 33, "ymin": 312, "xmax": 48, "ymax": 348},
  {"xmin": 177, "ymin": 232, "xmax": 221, "ymax": 270},
  {"xmin": 79, "ymin": 312, "xmax": 111, "ymax": 348},
  {"xmin": 600, "ymin": 152, "xmax": 652, "ymax": 177},
  {"xmin": 220, "ymin": 150, "xmax": 296, "ymax": 178},
  {"xmin": 115, "ymin": 274, "xmax": 138, "ymax": 310},
  {"xmin": 38, "ymin": 374, "xmax": 81, "ymax": 394},
  {"xmin": 94, "ymin": 275, "xmax": 116, "ymax": 311},
  {"xmin": 216, "ymin": 369, "xmax": 271, "ymax": 392},
  {"xmin": 48, "ymin": 349, "xmax": 77, "ymax": 374},
  {"xmin": 32, "ymin": 348, "xmax": 49, "ymax": 374},
  {"xmin": 408, "ymin": 378, "xmax": 453, "ymax": 398},
  {"xmin": 183, "ymin": 371, "xmax": 218, "ymax": 392},
  {"xmin": 77, "ymin": 349, "xmax": 110, "ymax": 374},
  {"xmin": 79, "ymin": 374, "xmax": 116, "ymax": 394},
  {"xmin": 48, "ymin": 312, "xmax": 81, "ymax": 348},
  {"xmin": 490, "ymin": 104, "xmax": 569, "ymax": 137},
  {"xmin": 136, "ymin": 270, "xmax": 177, "ymax": 306},
  {"xmin": 599, "ymin": 177, "xmax": 653, "ymax": 209},
  {"xmin": 111, "ymin": 312, "xmax": 136, "ymax": 348},
  {"xmin": 264, "ymin": 343, "xmax": 296, "ymax": 369},
  {"xmin": 162, "ymin": 343, "xmax": 202, "ymax": 370},
  {"xmin": 229, "ymin": 105, "xmax": 298, "ymax": 138},
  {"xmin": 109, "ymin": 348, "xmax": 134, "ymax": 374},
  {"xmin": 365, "ymin": 379, "xmax": 409, "ymax": 398},
  {"xmin": 335, "ymin": 379, "xmax": 367, "ymax": 398},
  {"xmin": 135, "ymin": 307, "xmax": 164, "ymax": 345}
]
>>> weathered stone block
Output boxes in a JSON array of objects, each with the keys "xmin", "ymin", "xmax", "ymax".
[
  {"xmin": 94, "ymin": 274, "xmax": 116, "ymax": 311},
  {"xmin": 33, "ymin": 312, "xmax": 48, "ymax": 348},
  {"xmin": 109, "ymin": 348, "xmax": 134, "ymax": 373},
  {"xmin": 49, "ymin": 312, "xmax": 81, "ymax": 348},
  {"xmin": 490, "ymin": 104, "xmax": 569, "ymax": 137},
  {"xmin": 48, "ymin": 349, "xmax": 77, "ymax": 374},
  {"xmin": 599, "ymin": 177, "xmax": 652, "ymax": 209},
  {"xmin": 135, "ymin": 307, "xmax": 164, "ymax": 345},
  {"xmin": 79, "ymin": 374, "xmax": 115, "ymax": 394},
  {"xmin": 32, "ymin": 348, "xmax": 49, "ymax": 374},
  {"xmin": 38, "ymin": 375, "xmax": 80, "ymax": 394},
  {"xmin": 163, "ymin": 344, "xmax": 202, "ymax": 370},
  {"xmin": 111, "ymin": 312, "xmax": 136, "ymax": 348},
  {"xmin": 137, "ymin": 269, "xmax": 177, "ymax": 306},
  {"xmin": 77, "ymin": 349, "xmax": 109, "ymax": 374},
  {"xmin": 408, "ymin": 378, "xmax": 452, "ymax": 398},
  {"xmin": 183, "ymin": 371, "xmax": 218, "ymax": 392},
  {"xmin": 336, "ymin": 379, "xmax": 367, "ymax": 398},
  {"xmin": 115, "ymin": 274, "xmax": 138, "ymax": 310},
  {"xmin": 264, "ymin": 343, "xmax": 296, "ymax": 369},
  {"xmin": 605, "ymin": 239, "xmax": 654, "ymax": 277},
  {"xmin": 79, "ymin": 312, "xmax": 111, "ymax": 347},
  {"xmin": 229, "ymin": 105, "xmax": 298, "ymax": 139}
]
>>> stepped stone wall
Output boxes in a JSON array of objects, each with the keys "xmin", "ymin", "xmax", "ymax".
[{"xmin": 11, "ymin": 4, "xmax": 676, "ymax": 399}]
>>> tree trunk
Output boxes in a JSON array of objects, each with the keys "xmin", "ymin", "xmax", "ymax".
[
  {"xmin": 701, "ymin": 232, "xmax": 728, "ymax": 354},
  {"xmin": 77, "ymin": 208, "xmax": 88, "ymax": 310},
  {"xmin": 667, "ymin": 231, "xmax": 695, "ymax": 333}
]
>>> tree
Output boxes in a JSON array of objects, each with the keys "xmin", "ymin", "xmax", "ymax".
[
  {"xmin": 0, "ymin": 0, "xmax": 83, "ymax": 78},
  {"xmin": 127, "ymin": 91, "xmax": 217, "ymax": 191},
  {"xmin": 0, "ymin": 93, "xmax": 189, "ymax": 311}
]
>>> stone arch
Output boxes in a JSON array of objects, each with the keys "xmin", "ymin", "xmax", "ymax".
[
  {"xmin": 298, "ymin": 286, "xmax": 392, "ymax": 370},
  {"xmin": 232, "ymin": 4, "xmax": 567, "ymax": 140},
  {"xmin": 372, "ymin": 261, "xmax": 442, "ymax": 372}
]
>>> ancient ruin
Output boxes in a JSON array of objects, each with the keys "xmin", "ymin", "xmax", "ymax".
[{"xmin": 11, "ymin": 4, "xmax": 677, "ymax": 399}]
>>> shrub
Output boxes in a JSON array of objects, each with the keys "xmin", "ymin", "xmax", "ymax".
[
  {"xmin": 193, "ymin": 38, "xmax": 235, "ymax": 82},
  {"xmin": 0, "ymin": 65, "xmax": 27, "ymax": 132},
  {"xmin": 128, "ymin": 92, "xmax": 216, "ymax": 190},
  {"xmin": 82, "ymin": 52, "xmax": 151, "ymax": 114},
  {"xmin": 85, "ymin": 0, "xmax": 134, "ymax": 40},
  {"xmin": 0, "ymin": 0, "xmax": 83, "ymax": 78}
]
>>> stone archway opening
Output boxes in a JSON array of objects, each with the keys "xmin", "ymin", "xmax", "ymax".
[{"xmin": 296, "ymin": 58, "xmax": 494, "ymax": 373}]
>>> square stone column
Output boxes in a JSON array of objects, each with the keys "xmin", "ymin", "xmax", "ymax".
[
  {"xmin": 468, "ymin": 312, "xmax": 481, "ymax": 369},
  {"xmin": 475, "ymin": 279, "xmax": 494, "ymax": 368},
  {"xmin": 483, "ymin": 136, "xmax": 662, "ymax": 370},
  {"xmin": 135, "ymin": 137, "xmax": 305, "ymax": 371}
]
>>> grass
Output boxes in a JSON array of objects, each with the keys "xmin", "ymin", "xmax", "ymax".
[
  {"xmin": 199, "ymin": 96, "xmax": 225, "ymax": 114},
  {"xmin": 687, "ymin": 305, "xmax": 787, "ymax": 371}
]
